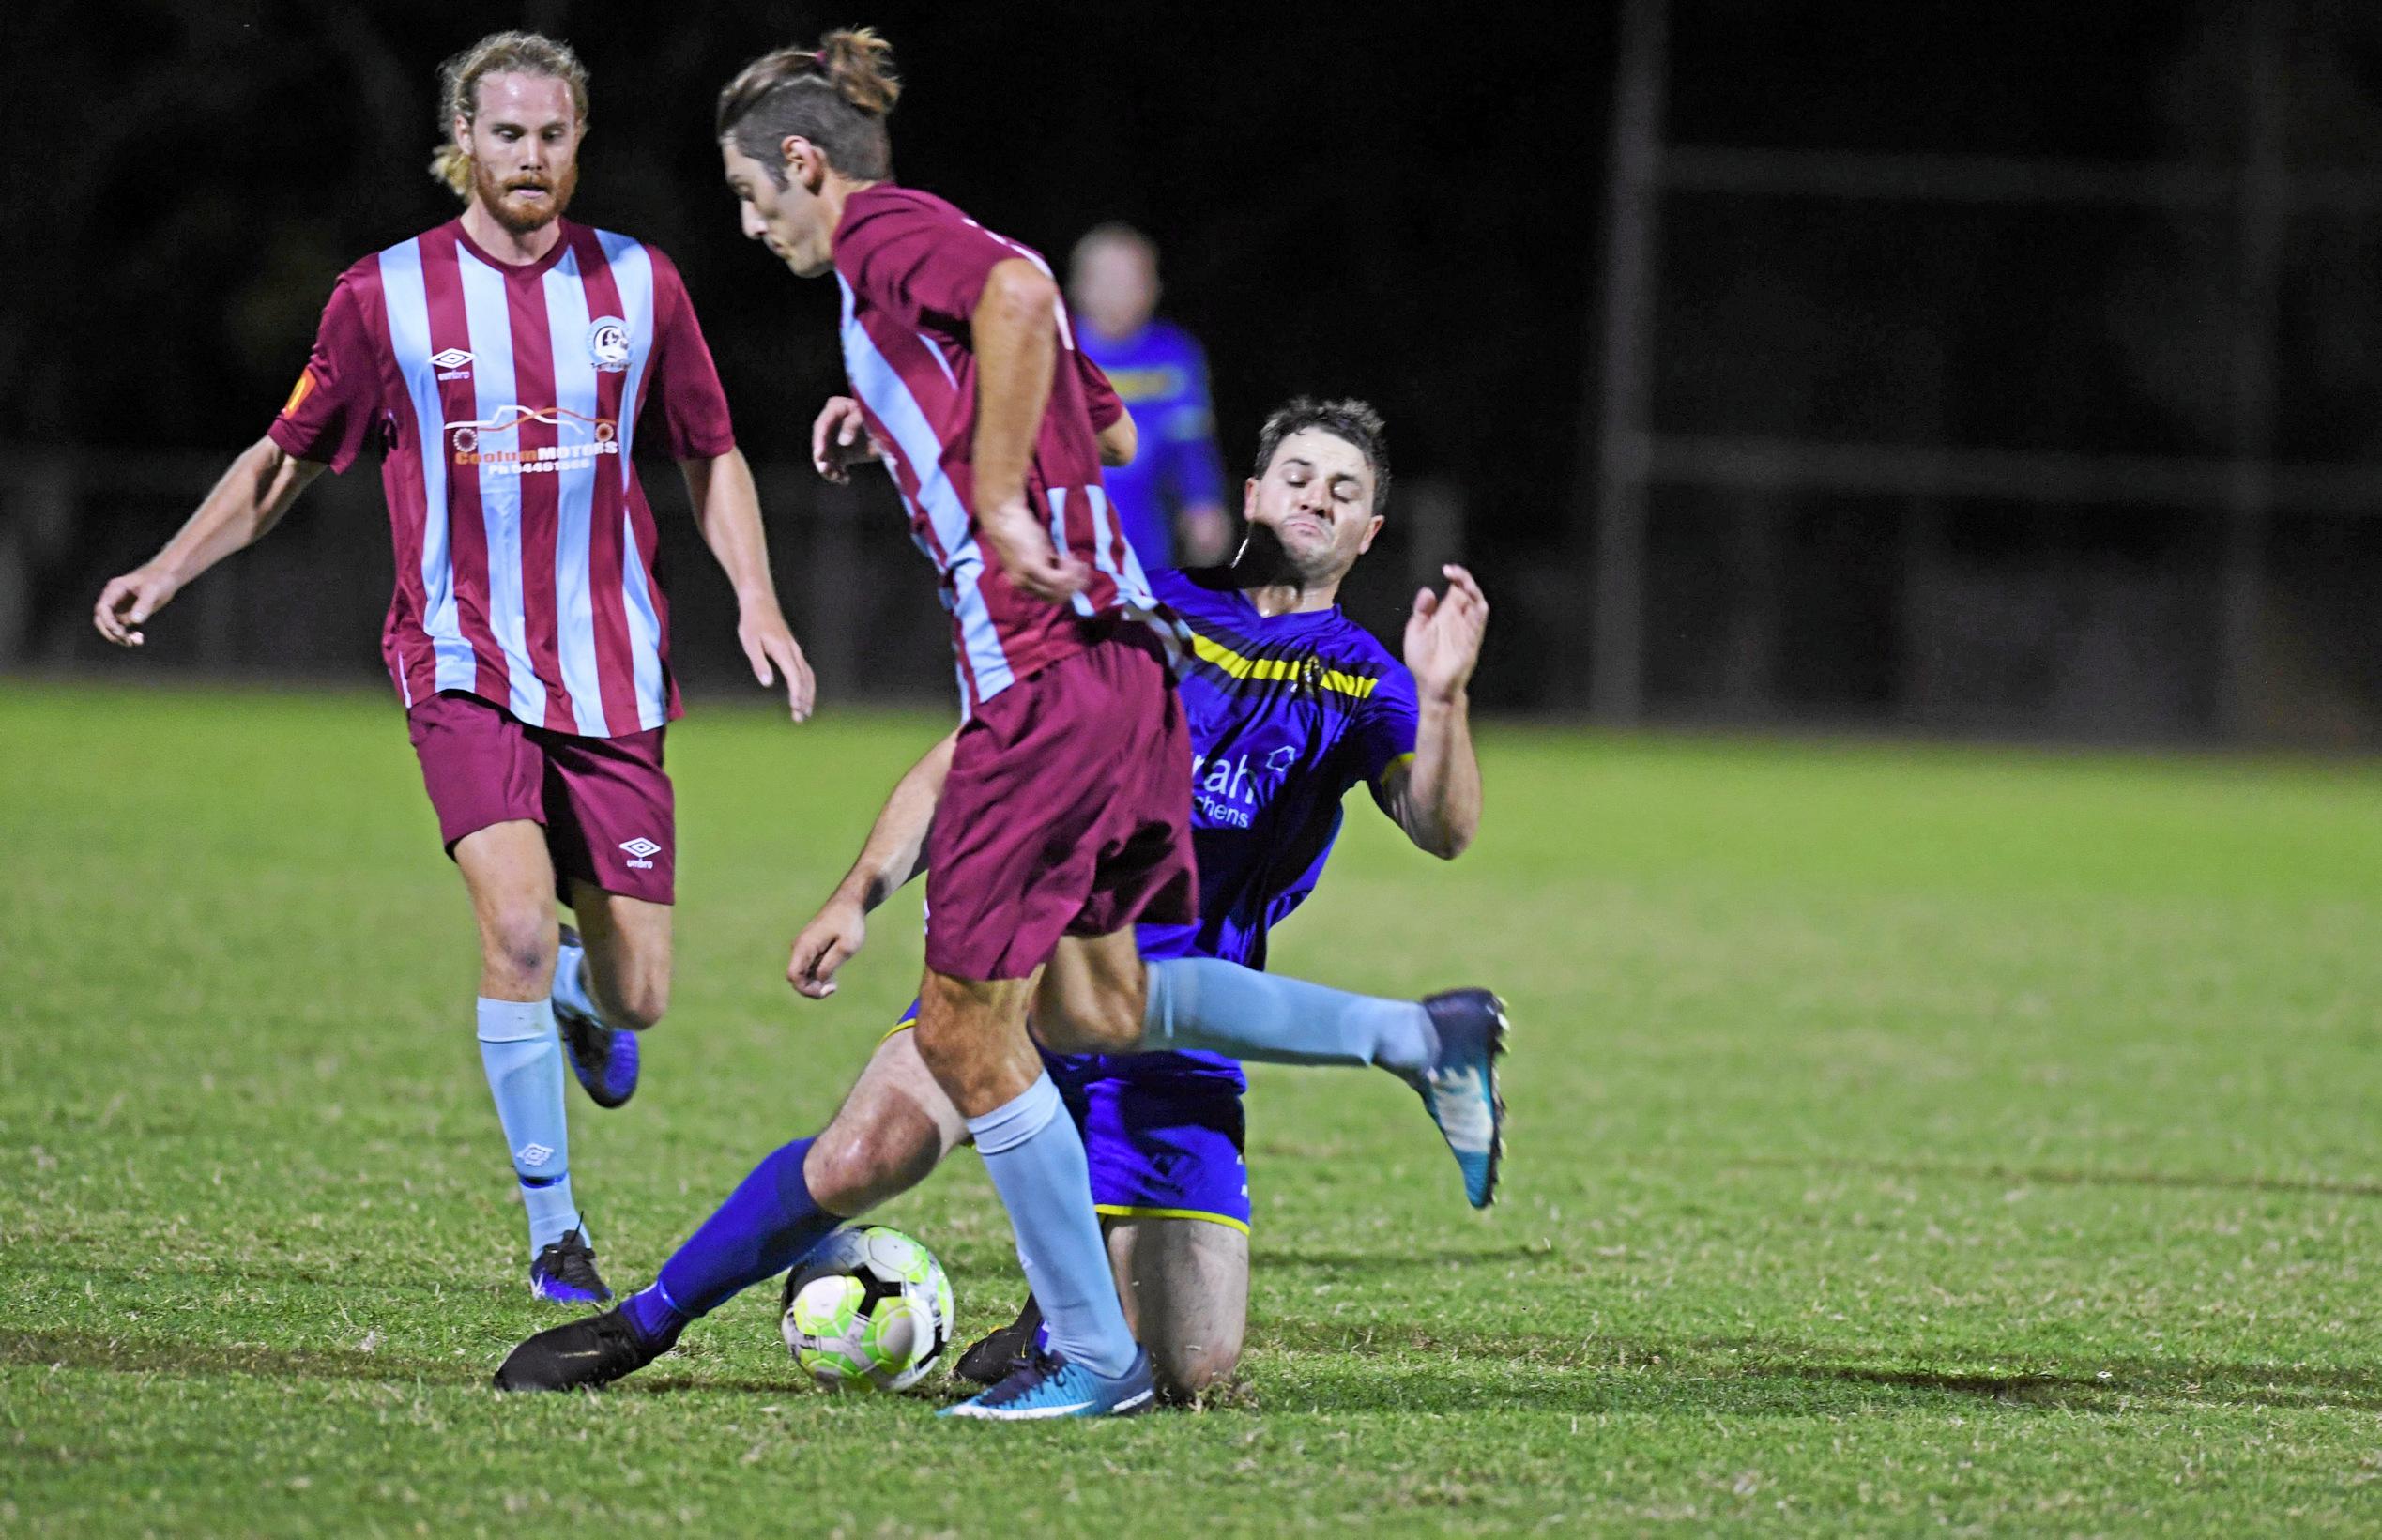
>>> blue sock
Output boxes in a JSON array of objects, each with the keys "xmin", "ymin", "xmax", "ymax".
[
  {"xmin": 475, "ymin": 997, "xmax": 584, "ymax": 1257},
  {"xmin": 551, "ymin": 935, "xmax": 608, "ymax": 1029},
  {"xmin": 1139, "ymin": 957, "xmax": 1439, "ymax": 1076},
  {"xmin": 619, "ymin": 1137, "xmax": 837, "ymax": 1349},
  {"xmin": 968, "ymin": 1074, "xmax": 1138, "ymax": 1380}
]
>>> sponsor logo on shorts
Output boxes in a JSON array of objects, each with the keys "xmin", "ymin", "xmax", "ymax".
[{"xmin": 619, "ymin": 836, "xmax": 661, "ymax": 871}]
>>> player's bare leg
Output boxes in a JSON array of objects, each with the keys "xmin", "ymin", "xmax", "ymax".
[
  {"xmin": 553, "ymin": 881, "xmax": 668, "ymax": 1110},
  {"xmin": 454, "ymin": 821, "xmax": 605, "ymax": 1301},
  {"xmin": 802, "ymin": 1029, "xmax": 971, "ymax": 1215},
  {"xmin": 1109, "ymin": 1218, "xmax": 1248, "ymax": 1404},
  {"xmin": 909, "ymin": 969, "xmax": 1044, "ymax": 1118},
  {"xmin": 561, "ymin": 881, "xmax": 672, "ymax": 1029},
  {"xmin": 457, "ymin": 821, "xmax": 563, "ymax": 1002}
]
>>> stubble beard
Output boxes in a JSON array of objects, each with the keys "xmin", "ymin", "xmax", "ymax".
[{"xmin": 471, "ymin": 157, "xmax": 579, "ymax": 236}]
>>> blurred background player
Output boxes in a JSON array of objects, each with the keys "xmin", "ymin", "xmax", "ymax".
[
  {"xmin": 706, "ymin": 27, "xmax": 1502, "ymax": 1419},
  {"xmin": 89, "ymin": 32, "xmax": 814, "ymax": 1304},
  {"xmin": 1067, "ymin": 224, "xmax": 1232, "ymax": 567},
  {"xmin": 492, "ymin": 396, "xmax": 1489, "ymax": 1405}
]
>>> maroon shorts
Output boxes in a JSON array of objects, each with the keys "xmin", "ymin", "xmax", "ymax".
[
  {"xmin": 405, "ymin": 690, "xmax": 675, "ymax": 905},
  {"xmin": 924, "ymin": 628, "xmax": 1198, "ymax": 981}
]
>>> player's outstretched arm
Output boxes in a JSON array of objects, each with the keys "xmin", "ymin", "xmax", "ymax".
[
  {"xmin": 786, "ymin": 730, "xmax": 958, "ymax": 999},
  {"xmin": 681, "ymin": 449, "xmax": 816, "ymax": 724},
  {"xmin": 968, "ymin": 258, "xmax": 1090, "ymax": 603},
  {"xmin": 93, "ymin": 436, "xmax": 324, "ymax": 648},
  {"xmin": 1377, "ymin": 564, "xmax": 1489, "ymax": 860}
]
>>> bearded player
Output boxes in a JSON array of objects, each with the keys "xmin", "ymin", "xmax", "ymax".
[
  {"xmin": 91, "ymin": 32, "xmax": 814, "ymax": 1304},
  {"xmin": 495, "ymin": 396, "xmax": 1488, "ymax": 1404}
]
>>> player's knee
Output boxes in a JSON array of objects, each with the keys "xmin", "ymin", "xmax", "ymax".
[
  {"xmin": 604, "ymin": 966, "xmax": 669, "ymax": 1031},
  {"xmin": 481, "ymin": 905, "xmax": 558, "ymax": 992},
  {"xmin": 805, "ymin": 1118, "xmax": 935, "ymax": 1216},
  {"xmin": 1035, "ymin": 980, "xmax": 1142, "ymax": 1054},
  {"xmin": 1153, "ymin": 1331, "xmax": 1244, "ymax": 1405}
]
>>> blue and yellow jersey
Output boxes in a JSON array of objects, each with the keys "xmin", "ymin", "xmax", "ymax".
[
  {"xmin": 1100, "ymin": 566, "xmax": 1420, "ymax": 1090},
  {"xmin": 1074, "ymin": 318, "xmax": 1228, "ymax": 566}
]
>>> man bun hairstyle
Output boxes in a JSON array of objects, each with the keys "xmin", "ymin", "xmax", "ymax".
[
  {"xmin": 1256, "ymin": 397, "xmax": 1393, "ymax": 515},
  {"xmin": 428, "ymin": 31, "xmax": 591, "ymax": 200},
  {"xmin": 717, "ymin": 28, "xmax": 900, "ymax": 185}
]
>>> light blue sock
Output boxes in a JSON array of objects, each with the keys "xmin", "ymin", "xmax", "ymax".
[
  {"xmin": 475, "ymin": 997, "xmax": 585, "ymax": 1257},
  {"xmin": 967, "ymin": 1074, "xmax": 1138, "ymax": 1380},
  {"xmin": 1140, "ymin": 957, "xmax": 1439, "ymax": 1076},
  {"xmin": 551, "ymin": 937, "xmax": 606, "ymax": 1029}
]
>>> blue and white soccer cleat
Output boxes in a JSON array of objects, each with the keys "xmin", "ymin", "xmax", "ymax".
[
  {"xmin": 939, "ymin": 1346, "xmax": 1156, "ymax": 1420},
  {"xmin": 528, "ymin": 1227, "xmax": 612, "ymax": 1304},
  {"xmin": 554, "ymin": 924, "xmax": 639, "ymax": 1110},
  {"xmin": 1413, "ymin": 988, "xmax": 1510, "ymax": 1210}
]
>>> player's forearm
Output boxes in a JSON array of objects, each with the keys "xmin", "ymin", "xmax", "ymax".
[
  {"xmin": 683, "ymin": 450, "xmax": 783, "ymax": 614},
  {"xmin": 836, "ymin": 733, "xmax": 958, "ymax": 912},
  {"xmin": 1400, "ymin": 694, "xmax": 1482, "ymax": 860},
  {"xmin": 967, "ymin": 260, "xmax": 1059, "ymax": 520},
  {"xmin": 151, "ymin": 437, "xmax": 318, "ymax": 586},
  {"xmin": 1096, "ymin": 412, "xmax": 1138, "ymax": 468}
]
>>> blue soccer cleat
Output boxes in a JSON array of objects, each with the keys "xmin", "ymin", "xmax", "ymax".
[
  {"xmin": 528, "ymin": 1227, "xmax": 612, "ymax": 1304},
  {"xmin": 555, "ymin": 924, "xmax": 639, "ymax": 1109},
  {"xmin": 1413, "ymin": 988, "xmax": 1510, "ymax": 1210},
  {"xmin": 939, "ymin": 1346, "xmax": 1156, "ymax": 1421}
]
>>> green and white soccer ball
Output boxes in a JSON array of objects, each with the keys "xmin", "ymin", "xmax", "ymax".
[{"xmin": 778, "ymin": 1226, "xmax": 956, "ymax": 1392}]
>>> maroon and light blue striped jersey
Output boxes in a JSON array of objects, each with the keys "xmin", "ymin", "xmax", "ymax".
[
  {"xmin": 267, "ymin": 219, "xmax": 735, "ymax": 738},
  {"xmin": 832, "ymin": 185, "xmax": 1164, "ymax": 716}
]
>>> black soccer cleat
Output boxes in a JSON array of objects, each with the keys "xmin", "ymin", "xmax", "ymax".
[
  {"xmin": 954, "ymin": 1292, "xmax": 1046, "ymax": 1386},
  {"xmin": 528, "ymin": 1227, "xmax": 613, "ymax": 1304},
  {"xmin": 493, "ymin": 1307, "xmax": 662, "ymax": 1392}
]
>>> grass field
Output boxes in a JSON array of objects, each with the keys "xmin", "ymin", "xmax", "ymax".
[{"xmin": 4, "ymin": 678, "xmax": 2380, "ymax": 1535}]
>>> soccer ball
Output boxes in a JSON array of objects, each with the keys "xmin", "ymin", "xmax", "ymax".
[{"xmin": 778, "ymin": 1225, "xmax": 955, "ymax": 1392}]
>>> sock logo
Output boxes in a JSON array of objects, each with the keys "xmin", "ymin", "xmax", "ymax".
[
  {"xmin": 516, "ymin": 1142, "xmax": 556, "ymax": 1167},
  {"xmin": 619, "ymin": 837, "xmax": 660, "ymax": 870}
]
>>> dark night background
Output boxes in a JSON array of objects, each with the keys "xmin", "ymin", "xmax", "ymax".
[{"xmin": 8, "ymin": 1, "xmax": 2382, "ymax": 742}]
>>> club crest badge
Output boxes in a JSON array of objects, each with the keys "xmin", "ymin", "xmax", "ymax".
[{"xmin": 587, "ymin": 316, "xmax": 631, "ymax": 373}]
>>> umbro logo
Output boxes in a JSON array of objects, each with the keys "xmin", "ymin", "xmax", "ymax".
[
  {"xmin": 430, "ymin": 348, "xmax": 473, "ymax": 368},
  {"xmin": 515, "ymin": 1142, "xmax": 555, "ymax": 1167},
  {"xmin": 619, "ymin": 836, "xmax": 660, "ymax": 870}
]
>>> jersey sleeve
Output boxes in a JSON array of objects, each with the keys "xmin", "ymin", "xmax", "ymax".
[
  {"xmin": 1076, "ymin": 350, "xmax": 1126, "ymax": 432},
  {"xmin": 840, "ymin": 195, "xmax": 1024, "ymax": 331},
  {"xmin": 645, "ymin": 250, "xmax": 736, "ymax": 461},
  {"xmin": 1355, "ymin": 659, "xmax": 1422, "ymax": 788},
  {"xmin": 266, "ymin": 275, "xmax": 381, "ymax": 473}
]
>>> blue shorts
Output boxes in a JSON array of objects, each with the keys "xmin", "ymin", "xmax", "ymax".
[{"xmin": 889, "ymin": 1001, "xmax": 1250, "ymax": 1232}]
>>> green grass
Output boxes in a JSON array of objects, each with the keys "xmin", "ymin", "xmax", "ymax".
[{"xmin": 4, "ymin": 679, "xmax": 2380, "ymax": 1535}]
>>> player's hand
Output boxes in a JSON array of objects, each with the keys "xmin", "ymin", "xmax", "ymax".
[
  {"xmin": 1404, "ymin": 564, "xmax": 1489, "ymax": 705},
  {"xmin": 788, "ymin": 895, "xmax": 867, "ymax": 999},
  {"xmin": 93, "ymin": 565, "xmax": 183, "ymax": 648},
  {"xmin": 979, "ymin": 499, "xmax": 1091, "ymax": 604},
  {"xmin": 740, "ymin": 604, "xmax": 817, "ymax": 724},
  {"xmin": 810, "ymin": 397, "xmax": 881, "ymax": 483}
]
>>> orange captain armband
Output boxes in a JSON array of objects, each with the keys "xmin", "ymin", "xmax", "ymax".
[{"xmin": 281, "ymin": 368, "xmax": 319, "ymax": 419}]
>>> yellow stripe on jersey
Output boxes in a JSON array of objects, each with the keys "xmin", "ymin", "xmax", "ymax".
[
  {"xmin": 1094, "ymin": 1203, "xmax": 1252, "ymax": 1235},
  {"xmin": 1187, "ymin": 631, "xmax": 1379, "ymax": 701}
]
